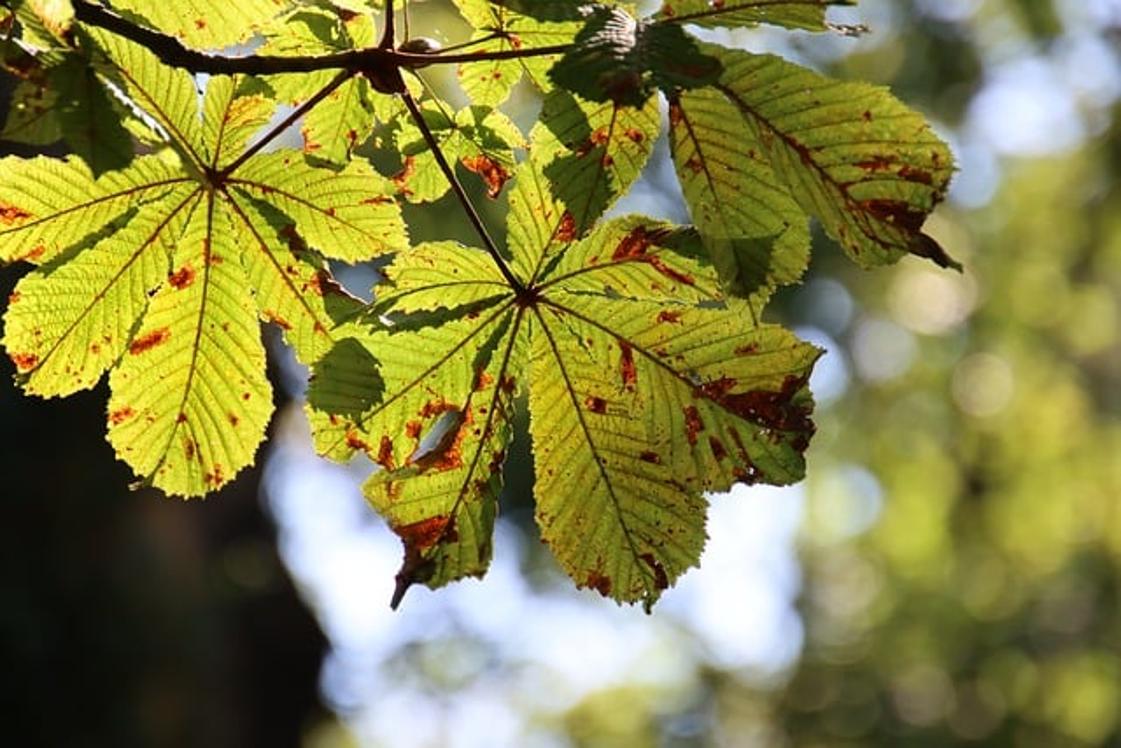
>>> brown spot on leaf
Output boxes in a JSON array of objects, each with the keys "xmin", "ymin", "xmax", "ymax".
[
  {"xmin": 861, "ymin": 198, "xmax": 927, "ymax": 232},
  {"xmin": 228, "ymin": 413, "xmax": 239, "ymax": 426},
  {"xmin": 405, "ymin": 420, "xmax": 422, "ymax": 439},
  {"xmin": 128, "ymin": 328, "xmax": 170, "ymax": 355},
  {"xmin": 205, "ymin": 464, "xmax": 225, "ymax": 488},
  {"xmin": 555, "ymin": 211, "xmax": 577, "ymax": 242},
  {"xmin": 0, "ymin": 203, "xmax": 32, "ymax": 224},
  {"xmin": 8, "ymin": 291, "xmax": 21, "ymax": 305},
  {"xmin": 683, "ymin": 405, "xmax": 703, "ymax": 445},
  {"xmin": 392, "ymin": 155, "xmax": 416, "ymax": 195},
  {"xmin": 898, "ymin": 164, "xmax": 934, "ymax": 185},
  {"xmin": 177, "ymin": 412, "xmax": 188, "ymax": 424},
  {"xmin": 307, "ymin": 270, "xmax": 345, "ymax": 297},
  {"xmin": 9, "ymin": 352, "xmax": 38, "ymax": 371},
  {"xmin": 657, "ymin": 310, "xmax": 683, "ymax": 324},
  {"xmin": 585, "ymin": 396, "xmax": 607, "ymax": 414},
  {"xmin": 345, "ymin": 430, "xmax": 372, "ymax": 453},
  {"xmin": 585, "ymin": 571, "xmax": 612, "ymax": 596},
  {"xmin": 624, "ymin": 127, "xmax": 645, "ymax": 144},
  {"xmin": 708, "ymin": 436, "xmax": 728, "ymax": 461},
  {"xmin": 184, "ymin": 439, "xmax": 196, "ymax": 460},
  {"xmin": 461, "ymin": 154, "xmax": 511, "ymax": 199},
  {"xmin": 263, "ymin": 310, "xmax": 293, "ymax": 331},
  {"xmin": 706, "ymin": 375, "xmax": 814, "ymax": 434},
  {"xmin": 612, "ymin": 226, "xmax": 655, "ymax": 261},
  {"xmin": 18, "ymin": 244, "xmax": 45, "ymax": 263},
  {"xmin": 619, "ymin": 342, "xmax": 636, "ymax": 390},
  {"xmin": 647, "ymin": 257, "xmax": 695, "ymax": 286},
  {"xmin": 395, "ymin": 514, "xmax": 456, "ymax": 554},
  {"xmin": 639, "ymin": 451, "xmax": 661, "ymax": 464},
  {"xmin": 854, "ymin": 156, "xmax": 895, "ymax": 173},
  {"xmin": 640, "ymin": 553, "xmax": 669, "ymax": 591},
  {"xmin": 168, "ymin": 264, "xmax": 195, "ymax": 289},
  {"xmin": 194, "ymin": 18, "xmax": 206, "ymax": 30},
  {"xmin": 475, "ymin": 370, "xmax": 495, "ymax": 391},
  {"xmin": 377, "ymin": 435, "xmax": 396, "ymax": 470},
  {"xmin": 735, "ymin": 342, "xmax": 759, "ymax": 355},
  {"xmin": 419, "ymin": 399, "xmax": 456, "ymax": 418},
  {"xmin": 108, "ymin": 407, "xmax": 135, "ymax": 425}
]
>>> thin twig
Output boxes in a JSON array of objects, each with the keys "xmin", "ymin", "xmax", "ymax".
[
  {"xmin": 218, "ymin": 70, "xmax": 353, "ymax": 178},
  {"xmin": 401, "ymin": 90, "xmax": 523, "ymax": 294},
  {"xmin": 379, "ymin": 0, "xmax": 395, "ymax": 49}
]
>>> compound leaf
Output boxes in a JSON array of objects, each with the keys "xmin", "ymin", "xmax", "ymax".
[
  {"xmin": 308, "ymin": 165, "xmax": 820, "ymax": 610},
  {"xmin": 2, "ymin": 44, "xmax": 406, "ymax": 495}
]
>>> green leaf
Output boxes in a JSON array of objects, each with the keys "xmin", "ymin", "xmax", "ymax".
[
  {"xmin": 454, "ymin": 0, "xmax": 584, "ymax": 105},
  {"xmin": 105, "ymin": 193, "xmax": 274, "ymax": 495},
  {"xmin": 0, "ymin": 153, "xmax": 185, "ymax": 265},
  {"xmin": 653, "ymin": 0, "xmax": 857, "ymax": 32},
  {"xmin": 308, "ymin": 181, "xmax": 820, "ymax": 610},
  {"xmin": 393, "ymin": 104, "xmax": 523, "ymax": 202},
  {"xmin": 107, "ymin": 0, "xmax": 285, "ymax": 48},
  {"xmin": 229, "ymin": 150, "xmax": 407, "ymax": 264},
  {"xmin": 709, "ymin": 46, "xmax": 959, "ymax": 270},
  {"xmin": 85, "ymin": 27, "xmax": 207, "ymax": 164},
  {"xmin": 0, "ymin": 75, "xmax": 64, "ymax": 145},
  {"xmin": 667, "ymin": 87, "xmax": 810, "ymax": 306},
  {"xmin": 47, "ymin": 55, "xmax": 134, "ymax": 174},
  {"xmin": 507, "ymin": 90, "xmax": 659, "ymax": 280},
  {"xmin": 2, "ymin": 59, "xmax": 406, "ymax": 496},
  {"xmin": 23, "ymin": 0, "xmax": 74, "ymax": 42},
  {"xmin": 550, "ymin": 7, "xmax": 721, "ymax": 107},
  {"xmin": 259, "ymin": 7, "xmax": 387, "ymax": 162}
]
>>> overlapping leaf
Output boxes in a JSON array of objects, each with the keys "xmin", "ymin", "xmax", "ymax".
[
  {"xmin": 452, "ymin": 0, "xmax": 584, "ymax": 106},
  {"xmin": 667, "ymin": 86, "xmax": 809, "ymax": 308},
  {"xmin": 653, "ymin": 0, "xmax": 856, "ymax": 32},
  {"xmin": 258, "ymin": 6, "xmax": 390, "ymax": 163},
  {"xmin": 308, "ymin": 165, "xmax": 820, "ymax": 610},
  {"xmin": 1, "ymin": 31, "xmax": 406, "ymax": 495},
  {"xmin": 550, "ymin": 6, "xmax": 721, "ymax": 107},
  {"xmin": 701, "ymin": 45, "xmax": 958, "ymax": 270},
  {"xmin": 393, "ymin": 103, "xmax": 523, "ymax": 202},
  {"xmin": 107, "ymin": 0, "xmax": 287, "ymax": 48}
]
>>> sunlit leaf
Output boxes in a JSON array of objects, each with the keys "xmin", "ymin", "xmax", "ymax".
[
  {"xmin": 1, "ymin": 36, "xmax": 405, "ymax": 495},
  {"xmin": 654, "ymin": 0, "xmax": 857, "ymax": 32},
  {"xmin": 707, "ymin": 46, "xmax": 959, "ymax": 270},
  {"xmin": 667, "ymin": 86, "xmax": 809, "ymax": 306},
  {"xmin": 107, "ymin": 0, "xmax": 286, "ymax": 48},
  {"xmin": 308, "ymin": 171, "xmax": 820, "ymax": 609}
]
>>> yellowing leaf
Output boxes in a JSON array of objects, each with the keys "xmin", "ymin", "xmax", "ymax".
[
  {"xmin": 708, "ymin": 46, "xmax": 959, "ymax": 270},
  {"xmin": 308, "ymin": 181, "xmax": 820, "ymax": 610},
  {"xmin": 654, "ymin": 0, "xmax": 856, "ymax": 32},
  {"xmin": 667, "ymin": 86, "xmax": 810, "ymax": 307},
  {"xmin": 1, "ymin": 40, "xmax": 406, "ymax": 496},
  {"xmin": 107, "ymin": 0, "xmax": 286, "ymax": 48}
]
